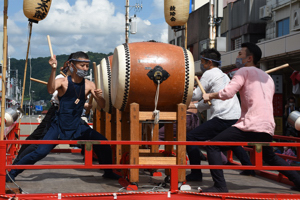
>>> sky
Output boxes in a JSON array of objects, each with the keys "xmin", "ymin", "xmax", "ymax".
[{"xmin": 0, "ymin": 0, "xmax": 168, "ymax": 59}]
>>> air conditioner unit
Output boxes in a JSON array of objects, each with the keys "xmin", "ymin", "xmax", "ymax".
[
  {"xmin": 292, "ymin": 8, "xmax": 300, "ymax": 31},
  {"xmin": 259, "ymin": 5, "xmax": 272, "ymax": 20}
]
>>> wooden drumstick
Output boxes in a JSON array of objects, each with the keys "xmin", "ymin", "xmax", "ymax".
[
  {"xmin": 195, "ymin": 76, "xmax": 212, "ymax": 106},
  {"xmin": 265, "ymin": 63, "xmax": 289, "ymax": 74},
  {"xmin": 30, "ymin": 77, "xmax": 47, "ymax": 85},
  {"xmin": 85, "ymin": 62, "xmax": 98, "ymax": 115},
  {"xmin": 47, "ymin": 35, "xmax": 56, "ymax": 69},
  {"xmin": 60, "ymin": 71, "xmax": 67, "ymax": 77}
]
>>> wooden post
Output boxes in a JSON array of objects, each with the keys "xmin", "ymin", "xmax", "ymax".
[
  {"xmin": 116, "ymin": 109, "xmax": 122, "ymax": 164},
  {"xmin": 94, "ymin": 109, "xmax": 101, "ymax": 133},
  {"xmin": 105, "ymin": 112, "xmax": 112, "ymax": 140},
  {"xmin": 0, "ymin": 0, "xmax": 8, "ymax": 139},
  {"xmin": 164, "ymin": 123, "xmax": 174, "ymax": 176},
  {"xmin": 176, "ymin": 103, "xmax": 186, "ymax": 182},
  {"xmin": 151, "ymin": 124, "xmax": 159, "ymax": 153},
  {"xmin": 121, "ymin": 112, "xmax": 130, "ymax": 159},
  {"xmin": 130, "ymin": 103, "xmax": 139, "ymax": 183}
]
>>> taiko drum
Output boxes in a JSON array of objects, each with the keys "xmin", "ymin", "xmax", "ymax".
[
  {"xmin": 100, "ymin": 56, "xmax": 113, "ymax": 113},
  {"xmin": 111, "ymin": 42, "xmax": 194, "ymax": 112}
]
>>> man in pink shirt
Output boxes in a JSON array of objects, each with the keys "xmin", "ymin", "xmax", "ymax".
[{"xmin": 202, "ymin": 42, "xmax": 300, "ymax": 193}]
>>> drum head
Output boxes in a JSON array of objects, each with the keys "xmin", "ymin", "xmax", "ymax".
[
  {"xmin": 92, "ymin": 64, "xmax": 102, "ymax": 111},
  {"xmin": 100, "ymin": 56, "xmax": 113, "ymax": 113},
  {"xmin": 111, "ymin": 42, "xmax": 194, "ymax": 112},
  {"xmin": 111, "ymin": 44, "xmax": 127, "ymax": 110}
]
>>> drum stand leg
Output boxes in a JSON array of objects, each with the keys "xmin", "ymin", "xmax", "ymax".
[
  {"xmin": 93, "ymin": 108, "xmax": 101, "ymax": 133},
  {"xmin": 176, "ymin": 104, "xmax": 186, "ymax": 183},
  {"xmin": 100, "ymin": 110, "xmax": 112, "ymax": 140},
  {"xmin": 115, "ymin": 109, "xmax": 122, "ymax": 164},
  {"xmin": 164, "ymin": 123, "xmax": 174, "ymax": 177},
  {"xmin": 130, "ymin": 103, "xmax": 140, "ymax": 183}
]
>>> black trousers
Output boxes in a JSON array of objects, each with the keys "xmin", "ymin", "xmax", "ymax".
[
  {"xmin": 186, "ymin": 117, "xmax": 252, "ymax": 175},
  {"xmin": 207, "ymin": 127, "xmax": 300, "ymax": 188},
  {"xmin": 13, "ymin": 104, "xmax": 58, "ymax": 164}
]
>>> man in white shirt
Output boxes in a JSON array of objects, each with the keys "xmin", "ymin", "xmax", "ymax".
[{"xmin": 186, "ymin": 48, "xmax": 254, "ymax": 182}]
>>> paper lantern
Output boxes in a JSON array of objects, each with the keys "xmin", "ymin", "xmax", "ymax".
[
  {"xmin": 23, "ymin": 0, "xmax": 52, "ymax": 23},
  {"xmin": 164, "ymin": 0, "xmax": 189, "ymax": 28}
]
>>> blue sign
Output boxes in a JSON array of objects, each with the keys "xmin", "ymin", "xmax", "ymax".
[{"xmin": 35, "ymin": 105, "xmax": 43, "ymax": 111}]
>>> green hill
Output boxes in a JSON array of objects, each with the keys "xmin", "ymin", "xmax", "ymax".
[{"xmin": 10, "ymin": 51, "xmax": 113, "ymax": 102}]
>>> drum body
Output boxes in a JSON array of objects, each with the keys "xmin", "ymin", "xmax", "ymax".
[
  {"xmin": 100, "ymin": 56, "xmax": 113, "ymax": 113},
  {"xmin": 111, "ymin": 42, "xmax": 194, "ymax": 112},
  {"xmin": 288, "ymin": 111, "xmax": 300, "ymax": 130}
]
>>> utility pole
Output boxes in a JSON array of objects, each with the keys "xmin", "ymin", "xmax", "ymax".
[
  {"xmin": 1, "ymin": 0, "xmax": 8, "ymax": 139},
  {"xmin": 7, "ymin": 56, "xmax": 10, "ymax": 98},
  {"xmin": 209, "ymin": 0, "xmax": 216, "ymax": 49},
  {"xmin": 125, "ymin": 0, "xmax": 142, "ymax": 43},
  {"xmin": 125, "ymin": 0, "xmax": 129, "ymax": 43}
]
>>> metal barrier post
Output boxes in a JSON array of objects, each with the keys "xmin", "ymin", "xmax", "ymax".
[
  {"xmin": 170, "ymin": 167, "xmax": 178, "ymax": 193},
  {"xmin": 0, "ymin": 143, "xmax": 6, "ymax": 194}
]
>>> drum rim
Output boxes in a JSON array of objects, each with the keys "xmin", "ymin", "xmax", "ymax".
[{"xmin": 100, "ymin": 57, "xmax": 113, "ymax": 113}]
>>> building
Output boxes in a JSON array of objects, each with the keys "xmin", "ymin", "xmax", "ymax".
[{"xmin": 168, "ymin": 0, "xmax": 300, "ymax": 135}]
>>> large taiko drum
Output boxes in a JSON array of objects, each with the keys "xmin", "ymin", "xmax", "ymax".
[
  {"xmin": 100, "ymin": 56, "xmax": 113, "ymax": 113},
  {"xmin": 91, "ymin": 64, "xmax": 102, "ymax": 111},
  {"xmin": 111, "ymin": 42, "xmax": 194, "ymax": 112}
]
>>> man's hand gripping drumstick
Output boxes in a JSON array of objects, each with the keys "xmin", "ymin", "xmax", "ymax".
[
  {"xmin": 195, "ymin": 76, "xmax": 212, "ymax": 106},
  {"xmin": 47, "ymin": 35, "xmax": 58, "ymax": 94}
]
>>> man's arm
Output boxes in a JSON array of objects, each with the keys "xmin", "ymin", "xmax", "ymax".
[
  {"xmin": 88, "ymin": 81, "xmax": 105, "ymax": 108},
  {"xmin": 203, "ymin": 92, "xmax": 220, "ymax": 102},
  {"xmin": 48, "ymin": 56, "xmax": 58, "ymax": 94}
]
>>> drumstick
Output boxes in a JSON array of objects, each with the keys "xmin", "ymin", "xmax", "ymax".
[
  {"xmin": 195, "ymin": 76, "xmax": 212, "ymax": 106},
  {"xmin": 85, "ymin": 62, "xmax": 98, "ymax": 115},
  {"xmin": 265, "ymin": 63, "xmax": 289, "ymax": 74},
  {"xmin": 60, "ymin": 71, "xmax": 67, "ymax": 77},
  {"xmin": 47, "ymin": 35, "xmax": 56, "ymax": 69},
  {"xmin": 30, "ymin": 77, "xmax": 47, "ymax": 85}
]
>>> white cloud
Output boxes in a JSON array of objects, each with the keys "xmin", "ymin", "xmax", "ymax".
[
  {"xmin": 143, "ymin": 20, "xmax": 151, "ymax": 26},
  {"xmin": 5, "ymin": 0, "xmax": 168, "ymax": 59}
]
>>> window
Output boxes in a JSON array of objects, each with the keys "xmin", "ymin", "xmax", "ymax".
[
  {"xmin": 277, "ymin": 18, "xmax": 290, "ymax": 37},
  {"xmin": 199, "ymin": 40, "xmax": 207, "ymax": 54},
  {"xmin": 233, "ymin": 37, "xmax": 242, "ymax": 50},
  {"xmin": 169, "ymin": 39, "xmax": 175, "ymax": 45}
]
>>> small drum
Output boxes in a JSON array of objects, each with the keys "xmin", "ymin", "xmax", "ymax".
[
  {"xmin": 111, "ymin": 42, "xmax": 194, "ymax": 112},
  {"xmin": 288, "ymin": 111, "xmax": 300, "ymax": 130},
  {"xmin": 100, "ymin": 56, "xmax": 113, "ymax": 113}
]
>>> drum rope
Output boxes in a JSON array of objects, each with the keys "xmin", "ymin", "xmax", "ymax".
[{"xmin": 151, "ymin": 80, "xmax": 160, "ymax": 138}]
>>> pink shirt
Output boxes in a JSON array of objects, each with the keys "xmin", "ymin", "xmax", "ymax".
[{"xmin": 219, "ymin": 67, "xmax": 275, "ymax": 135}]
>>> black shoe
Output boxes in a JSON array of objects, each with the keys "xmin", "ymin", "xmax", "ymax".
[
  {"xmin": 102, "ymin": 172, "xmax": 121, "ymax": 180},
  {"xmin": 6, "ymin": 174, "xmax": 15, "ymax": 183},
  {"xmin": 186, "ymin": 173, "xmax": 202, "ymax": 182},
  {"xmin": 239, "ymin": 170, "xmax": 255, "ymax": 177},
  {"xmin": 202, "ymin": 186, "xmax": 228, "ymax": 193}
]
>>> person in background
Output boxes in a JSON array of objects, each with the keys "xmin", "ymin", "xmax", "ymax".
[
  {"xmin": 284, "ymin": 96, "xmax": 299, "ymax": 137},
  {"xmin": 203, "ymin": 42, "xmax": 300, "ymax": 193},
  {"xmin": 186, "ymin": 48, "xmax": 254, "ymax": 182},
  {"xmin": 36, "ymin": 115, "xmax": 42, "ymax": 123}
]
